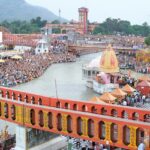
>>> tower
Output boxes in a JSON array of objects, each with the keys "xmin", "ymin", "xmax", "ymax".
[{"xmin": 78, "ymin": 7, "xmax": 88, "ymax": 34}]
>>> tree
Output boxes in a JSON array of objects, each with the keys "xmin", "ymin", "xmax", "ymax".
[
  {"xmin": 52, "ymin": 28, "xmax": 61, "ymax": 34},
  {"xmin": 51, "ymin": 20, "xmax": 60, "ymax": 24},
  {"xmin": 93, "ymin": 18, "xmax": 150, "ymax": 36},
  {"xmin": 145, "ymin": 36, "xmax": 150, "ymax": 46},
  {"xmin": 31, "ymin": 17, "xmax": 47, "ymax": 28},
  {"xmin": 0, "ymin": 17, "xmax": 47, "ymax": 34}
]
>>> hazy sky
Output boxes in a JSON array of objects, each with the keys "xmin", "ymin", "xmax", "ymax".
[{"xmin": 26, "ymin": 0, "xmax": 150, "ymax": 25}]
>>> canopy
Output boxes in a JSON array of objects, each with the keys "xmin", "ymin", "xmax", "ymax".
[
  {"xmin": 137, "ymin": 80, "xmax": 150, "ymax": 96},
  {"xmin": 0, "ymin": 59, "xmax": 5, "ymax": 63},
  {"xmin": 111, "ymin": 88, "xmax": 127, "ymax": 97},
  {"xmin": 137, "ymin": 80, "xmax": 150, "ymax": 87},
  {"xmin": 90, "ymin": 96, "xmax": 106, "ymax": 103},
  {"xmin": 99, "ymin": 92, "xmax": 116, "ymax": 104},
  {"xmin": 11, "ymin": 55, "xmax": 22, "ymax": 60},
  {"xmin": 122, "ymin": 84, "xmax": 136, "ymax": 93},
  {"xmin": 138, "ymin": 75, "xmax": 150, "ymax": 81}
]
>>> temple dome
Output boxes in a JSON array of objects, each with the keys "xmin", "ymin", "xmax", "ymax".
[
  {"xmin": 87, "ymin": 55, "xmax": 101, "ymax": 68},
  {"xmin": 100, "ymin": 44, "xmax": 119, "ymax": 73}
]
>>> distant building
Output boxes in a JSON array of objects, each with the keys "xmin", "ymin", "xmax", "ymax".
[
  {"xmin": 35, "ymin": 39, "xmax": 49, "ymax": 54},
  {"xmin": 0, "ymin": 32, "xmax": 3, "ymax": 43},
  {"xmin": 78, "ymin": 7, "xmax": 88, "ymax": 34},
  {"xmin": 0, "ymin": 28, "xmax": 40, "ymax": 50},
  {"xmin": 43, "ymin": 7, "xmax": 98, "ymax": 35}
]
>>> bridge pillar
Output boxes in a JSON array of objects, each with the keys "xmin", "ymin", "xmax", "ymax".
[
  {"xmin": 129, "ymin": 126, "xmax": 138, "ymax": 149},
  {"xmin": 72, "ymin": 116, "xmax": 77, "ymax": 136},
  {"xmin": 62, "ymin": 114, "xmax": 67, "ymax": 132},
  {"xmin": 44, "ymin": 111, "xmax": 48, "ymax": 128},
  {"xmin": 82, "ymin": 117, "xmax": 88, "ymax": 137},
  {"xmin": 105, "ymin": 121, "xmax": 112, "ymax": 142},
  {"xmin": 94, "ymin": 120, "xmax": 99, "ymax": 140},
  {"xmin": 52, "ymin": 113, "xmax": 57, "ymax": 131},
  {"xmin": 144, "ymin": 129, "xmax": 150, "ymax": 149},
  {"xmin": 117, "ymin": 124, "xmax": 123, "ymax": 145},
  {"xmin": 15, "ymin": 125, "xmax": 27, "ymax": 150}
]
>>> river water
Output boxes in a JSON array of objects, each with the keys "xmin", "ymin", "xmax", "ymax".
[{"xmin": 0, "ymin": 52, "xmax": 101, "ymax": 134}]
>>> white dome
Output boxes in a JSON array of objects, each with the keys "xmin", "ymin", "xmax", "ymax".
[{"xmin": 87, "ymin": 55, "xmax": 101, "ymax": 68}]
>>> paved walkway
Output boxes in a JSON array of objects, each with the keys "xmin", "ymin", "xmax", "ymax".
[{"xmin": 29, "ymin": 136, "xmax": 67, "ymax": 150}]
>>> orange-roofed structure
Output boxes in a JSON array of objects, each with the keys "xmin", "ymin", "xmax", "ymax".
[
  {"xmin": 100, "ymin": 44, "xmax": 119, "ymax": 73},
  {"xmin": 111, "ymin": 88, "xmax": 127, "ymax": 98},
  {"xmin": 99, "ymin": 92, "xmax": 116, "ymax": 104},
  {"xmin": 137, "ymin": 80, "xmax": 150, "ymax": 96},
  {"xmin": 122, "ymin": 84, "xmax": 136, "ymax": 94},
  {"xmin": 90, "ymin": 96, "xmax": 106, "ymax": 103}
]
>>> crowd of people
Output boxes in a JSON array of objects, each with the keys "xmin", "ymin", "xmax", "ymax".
[
  {"xmin": 51, "ymin": 40, "xmax": 68, "ymax": 53},
  {"xmin": 83, "ymin": 35, "xmax": 144, "ymax": 48},
  {"xmin": 0, "ymin": 51, "xmax": 76, "ymax": 87},
  {"xmin": 121, "ymin": 91, "xmax": 150, "ymax": 106},
  {"xmin": 118, "ymin": 54, "xmax": 150, "ymax": 74}
]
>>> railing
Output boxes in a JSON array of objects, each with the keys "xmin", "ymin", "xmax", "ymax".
[
  {"xmin": 0, "ymin": 96, "xmax": 150, "ymax": 150},
  {"xmin": 0, "ymin": 86, "xmax": 149, "ymax": 123}
]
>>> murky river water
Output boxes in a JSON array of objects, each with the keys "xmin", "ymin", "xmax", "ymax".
[{"xmin": 0, "ymin": 52, "xmax": 101, "ymax": 134}]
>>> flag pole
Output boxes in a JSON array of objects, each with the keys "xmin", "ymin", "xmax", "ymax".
[{"xmin": 55, "ymin": 79, "xmax": 58, "ymax": 100}]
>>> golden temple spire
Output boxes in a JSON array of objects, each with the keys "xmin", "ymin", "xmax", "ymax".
[{"xmin": 100, "ymin": 44, "xmax": 119, "ymax": 73}]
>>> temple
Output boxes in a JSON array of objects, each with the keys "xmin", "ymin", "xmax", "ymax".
[
  {"xmin": 83, "ymin": 45, "xmax": 120, "ymax": 93},
  {"xmin": 100, "ymin": 44, "xmax": 119, "ymax": 73}
]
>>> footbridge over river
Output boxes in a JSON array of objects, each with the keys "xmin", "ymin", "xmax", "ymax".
[
  {"xmin": 68, "ymin": 44, "xmax": 138, "ymax": 56},
  {"xmin": 0, "ymin": 87, "xmax": 149, "ymax": 150}
]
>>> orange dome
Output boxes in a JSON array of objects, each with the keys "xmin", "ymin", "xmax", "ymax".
[{"xmin": 100, "ymin": 44, "xmax": 119, "ymax": 73}]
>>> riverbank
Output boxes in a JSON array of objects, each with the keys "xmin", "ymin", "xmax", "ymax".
[{"xmin": 0, "ymin": 52, "xmax": 76, "ymax": 87}]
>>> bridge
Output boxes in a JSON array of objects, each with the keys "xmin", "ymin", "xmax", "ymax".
[
  {"xmin": 68, "ymin": 44, "xmax": 138, "ymax": 56},
  {"xmin": 0, "ymin": 87, "xmax": 150, "ymax": 150}
]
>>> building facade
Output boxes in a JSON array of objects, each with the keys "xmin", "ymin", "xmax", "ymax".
[{"xmin": 43, "ymin": 7, "xmax": 98, "ymax": 35}]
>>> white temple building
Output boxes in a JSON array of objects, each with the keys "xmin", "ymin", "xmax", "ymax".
[
  {"xmin": 35, "ymin": 39, "xmax": 49, "ymax": 54},
  {"xmin": 82, "ymin": 45, "xmax": 120, "ymax": 94}
]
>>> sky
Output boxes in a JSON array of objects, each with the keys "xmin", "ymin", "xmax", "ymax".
[{"xmin": 26, "ymin": 0, "xmax": 150, "ymax": 25}]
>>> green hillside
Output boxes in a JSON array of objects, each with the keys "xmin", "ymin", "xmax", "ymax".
[{"xmin": 0, "ymin": 0, "xmax": 61, "ymax": 22}]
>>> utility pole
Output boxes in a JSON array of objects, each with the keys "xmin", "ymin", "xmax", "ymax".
[
  {"xmin": 59, "ymin": 8, "xmax": 61, "ymax": 24},
  {"xmin": 55, "ymin": 79, "xmax": 59, "ymax": 100}
]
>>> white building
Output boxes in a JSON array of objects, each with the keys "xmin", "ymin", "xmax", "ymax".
[
  {"xmin": 35, "ymin": 39, "xmax": 49, "ymax": 54},
  {"xmin": 14, "ymin": 45, "xmax": 32, "ymax": 52}
]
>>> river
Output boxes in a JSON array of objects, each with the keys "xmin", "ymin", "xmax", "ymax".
[{"xmin": 0, "ymin": 52, "xmax": 101, "ymax": 134}]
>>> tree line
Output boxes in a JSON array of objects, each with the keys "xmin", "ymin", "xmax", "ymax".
[
  {"xmin": 0, "ymin": 17, "xmax": 47, "ymax": 34},
  {"xmin": 93, "ymin": 18, "xmax": 150, "ymax": 37}
]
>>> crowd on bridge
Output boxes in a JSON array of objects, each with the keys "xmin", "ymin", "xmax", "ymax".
[
  {"xmin": 85, "ymin": 35, "xmax": 144, "ymax": 48},
  {"xmin": 0, "ymin": 51, "xmax": 76, "ymax": 87}
]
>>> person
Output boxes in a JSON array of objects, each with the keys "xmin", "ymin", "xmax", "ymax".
[
  {"xmin": 123, "ymin": 100, "xmax": 127, "ymax": 106},
  {"xmin": 138, "ymin": 142, "xmax": 145, "ymax": 150},
  {"xmin": 99, "ymin": 144, "xmax": 103, "ymax": 150},
  {"xmin": 105, "ymin": 140, "xmax": 110, "ymax": 150}
]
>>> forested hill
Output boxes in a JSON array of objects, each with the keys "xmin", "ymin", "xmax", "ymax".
[{"xmin": 0, "ymin": 0, "xmax": 60, "ymax": 22}]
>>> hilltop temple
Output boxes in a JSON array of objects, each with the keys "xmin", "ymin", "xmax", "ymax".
[{"xmin": 82, "ymin": 45, "xmax": 120, "ymax": 93}]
